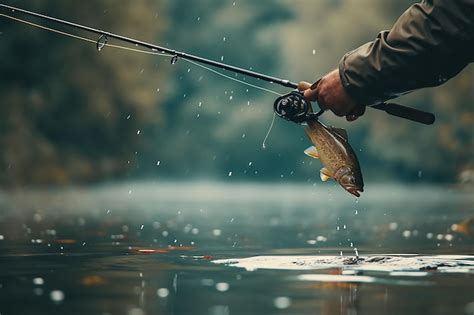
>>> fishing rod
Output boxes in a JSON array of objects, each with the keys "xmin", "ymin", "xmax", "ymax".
[{"xmin": 0, "ymin": 3, "xmax": 435, "ymax": 125}]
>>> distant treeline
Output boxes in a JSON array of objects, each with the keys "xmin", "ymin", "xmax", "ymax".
[{"xmin": 0, "ymin": 0, "xmax": 472, "ymax": 186}]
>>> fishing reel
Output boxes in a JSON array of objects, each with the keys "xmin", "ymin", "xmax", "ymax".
[{"xmin": 273, "ymin": 91, "xmax": 324, "ymax": 124}]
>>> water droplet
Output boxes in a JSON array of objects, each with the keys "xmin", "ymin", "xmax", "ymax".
[
  {"xmin": 157, "ymin": 288, "xmax": 169, "ymax": 298},
  {"xmin": 220, "ymin": 56, "xmax": 224, "ymax": 61},
  {"xmin": 212, "ymin": 229, "xmax": 222, "ymax": 236},
  {"xmin": 316, "ymin": 236, "xmax": 327, "ymax": 242},
  {"xmin": 136, "ymin": 130, "xmax": 141, "ymax": 135},
  {"xmin": 274, "ymin": 297, "xmax": 291, "ymax": 309},
  {"xmin": 50, "ymin": 290, "xmax": 65, "ymax": 303},
  {"xmin": 33, "ymin": 277, "xmax": 44, "ymax": 285},
  {"xmin": 228, "ymin": 171, "xmax": 233, "ymax": 177},
  {"xmin": 223, "ymin": 36, "xmax": 226, "ymax": 42},
  {"xmin": 215, "ymin": 282, "xmax": 229, "ymax": 292},
  {"xmin": 312, "ymin": 49, "xmax": 316, "ymax": 55}
]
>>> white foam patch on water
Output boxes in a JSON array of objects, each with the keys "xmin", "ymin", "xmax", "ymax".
[
  {"xmin": 298, "ymin": 274, "xmax": 376, "ymax": 283},
  {"xmin": 213, "ymin": 255, "xmax": 474, "ymax": 274}
]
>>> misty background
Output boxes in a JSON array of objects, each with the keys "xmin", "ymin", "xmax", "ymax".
[{"xmin": 0, "ymin": 0, "xmax": 472, "ymax": 187}]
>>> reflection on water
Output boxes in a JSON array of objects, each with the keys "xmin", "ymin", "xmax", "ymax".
[{"xmin": 0, "ymin": 182, "xmax": 472, "ymax": 315}]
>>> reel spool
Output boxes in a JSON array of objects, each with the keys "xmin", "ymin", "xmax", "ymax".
[{"xmin": 273, "ymin": 91, "xmax": 324, "ymax": 123}]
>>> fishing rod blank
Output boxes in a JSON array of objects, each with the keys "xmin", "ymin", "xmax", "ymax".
[{"xmin": 0, "ymin": 3, "xmax": 435, "ymax": 125}]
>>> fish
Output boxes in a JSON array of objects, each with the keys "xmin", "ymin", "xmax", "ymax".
[{"xmin": 304, "ymin": 119, "xmax": 364, "ymax": 197}]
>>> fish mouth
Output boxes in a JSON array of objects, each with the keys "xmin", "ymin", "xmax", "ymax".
[{"xmin": 344, "ymin": 185, "xmax": 364, "ymax": 197}]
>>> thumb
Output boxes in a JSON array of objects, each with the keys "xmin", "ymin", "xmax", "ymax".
[{"xmin": 297, "ymin": 81, "xmax": 312, "ymax": 91}]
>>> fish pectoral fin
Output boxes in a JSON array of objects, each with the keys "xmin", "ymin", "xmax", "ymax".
[
  {"xmin": 320, "ymin": 168, "xmax": 333, "ymax": 182},
  {"xmin": 329, "ymin": 127, "xmax": 348, "ymax": 140},
  {"xmin": 304, "ymin": 146, "xmax": 320, "ymax": 159}
]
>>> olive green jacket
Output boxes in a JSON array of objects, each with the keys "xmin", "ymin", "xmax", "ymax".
[{"xmin": 339, "ymin": 0, "xmax": 474, "ymax": 105}]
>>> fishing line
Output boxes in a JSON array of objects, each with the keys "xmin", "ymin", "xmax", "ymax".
[
  {"xmin": 0, "ymin": 12, "xmax": 283, "ymax": 97},
  {"xmin": 185, "ymin": 59, "xmax": 281, "ymax": 149},
  {"xmin": 261, "ymin": 113, "xmax": 277, "ymax": 149},
  {"xmin": 182, "ymin": 59, "xmax": 283, "ymax": 97},
  {"xmin": 0, "ymin": 12, "xmax": 281, "ymax": 146},
  {"xmin": 0, "ymin": 13, "xmax": 172, "ymax": 57}
]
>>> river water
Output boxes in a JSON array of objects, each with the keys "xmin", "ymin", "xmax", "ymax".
[{"xmin": 0, "ymin": 182, "xmax": 472, "ymax": 315}]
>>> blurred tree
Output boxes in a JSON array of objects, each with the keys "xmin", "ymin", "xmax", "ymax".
[{"xmin": 0, "ymin": 0, "xmax": 168, "ymax": 186}]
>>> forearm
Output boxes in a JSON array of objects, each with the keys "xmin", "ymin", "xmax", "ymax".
[{"xmin": 339, "ymin": 0, "xmax": 474, "ymax": 105}]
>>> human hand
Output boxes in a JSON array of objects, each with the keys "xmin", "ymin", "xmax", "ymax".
[{"xmin": 298, "ymin": 69, "xmax": 365, "ymax": 121}]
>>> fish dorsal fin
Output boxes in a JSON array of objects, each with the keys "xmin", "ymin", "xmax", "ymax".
[
  {"xmin": 329, "ymin": 127, "xmax": 348, "ymax": 140},
  {"xmin": 320, "ymin": 168, "xmax": 333, "ymax": 182},
  {"xmin": 304, "ymin": 146, "xmax": 319, "ymax": 159}
]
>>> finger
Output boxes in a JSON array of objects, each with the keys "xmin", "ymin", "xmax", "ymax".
[
  {"xmin": 310, "ymin": 79, "xmax": 321, "ymax": 90},
  {"xmin": 345, "ymin": 105, "xmax": 366, "ymax": 122},
  {"xmin": 303, "ymin": 88, "xmax": 318, "ymax": 101},
  {"xmin": 346, "ymin": 114, "xmax": 359, "ymax": 122},
  {"xmin": 297, "ymin": 81, "xmax": 312, "ymax": 91}
]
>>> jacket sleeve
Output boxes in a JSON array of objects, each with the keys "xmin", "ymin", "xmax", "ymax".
[{"xmin": 339, "ymin": 0, "xmax": 474, "ymax": 105}]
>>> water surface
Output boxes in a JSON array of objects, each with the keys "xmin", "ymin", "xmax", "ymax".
[{"xmin": 0, "ymin": 182, "xmax": 472, "ymax": 315}]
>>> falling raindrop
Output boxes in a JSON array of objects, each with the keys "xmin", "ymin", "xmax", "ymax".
[
  {"xmin": 215, "ymin": 282, "xmax": 229, "ymax": 292},
  {"xmin": 50, "ymin": 290, "xmax": 65, "ymax": 303},
  {"xmin": 274, "ymin": 297, "xmax": 291, "ymax": 309},
  {"xmin": 157, "ymin": 288, "xmax": 169, "ymax": 298}
]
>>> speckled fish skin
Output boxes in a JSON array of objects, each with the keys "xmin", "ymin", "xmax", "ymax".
[{"xmin": 304, "ymin": 120, "xmax": 364, "ymax": 197}]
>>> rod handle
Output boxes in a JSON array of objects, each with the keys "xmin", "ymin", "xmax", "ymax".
[{"xmin": 370, "ymin": 102, "xmax": 435, "ymax": 125}]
